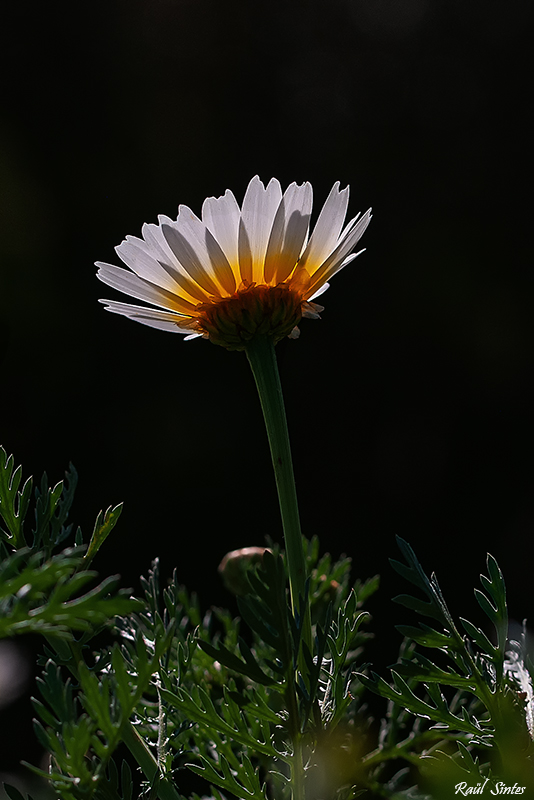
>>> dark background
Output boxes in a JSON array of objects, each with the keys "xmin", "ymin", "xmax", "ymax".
[{"xmin": 1, "ymin": 0, "xmax": 533, "ymax": 788}]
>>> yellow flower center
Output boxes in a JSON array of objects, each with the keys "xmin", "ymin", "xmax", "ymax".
[{"xmin": 195, "ymin": 282, "xmax": 304, "ymax": 350}]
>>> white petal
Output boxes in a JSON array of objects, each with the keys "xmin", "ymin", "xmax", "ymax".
[
  {"xmin": 321, "ymin": 210, "xmax": 372, "ymax": 272},
  {"xmin": 138, "ymin": 219, "xmax": 210, "ymax": 305},
  {"xmin": 264, "ymin": 182, "xmax": 313, "ymax": 284},
  {"xmin": 141, "ymin": 229, "xmax": 213, "ymax": 305},
  {"xmin": 202, "ymin": 189, "xmax": 241, "ymax": 272},
  {"xmin": 162, "ymin": 212, "xmax": 221, "ymax": 298},
  {"xmin": 238, "ymin": 217, "xmax": 253, "ymax": 284},
  {"xmin": 174, "ymin": 205, "xmax": 236, "ymax": 295},
  {"xmin": 336, "ymin": 251, "xmax": 361, "ymax": 270},
  {"xmin": 339, "ymin": 213, "xmax": 361, "ymax": 240},
  {"xmin": 239, "ymin": 176, "xmax": 283, "ymax": 284},
  {"xmin": 205, "ymin": 227, "xmax": 237, "ymax": 294},
  {"xmin": 142, "ymin": 217, "xmax": 180, "ymax": 268},
  {"xmin": 96, "ymin": 262, "xmax": 194, "ymax": 312},
  {"xmin": 115, "ymin": 236, "xmax": 185, "ymax": 294},
  {"xmin": 306, "ymin": 251, "xmax": 365, "ymax": 299},
  {"xmin": 305, "ymin": 208, "xmax": 372, "ymax": 296},
  {"xmin": 298, "ymin": 182, "xmax": 349, "ymax": 272},
  {"xmin": 99, "ymin": 299, "xmax": 194, "ymax": 333},
  {"xmin": 308, "ymin": 282, "xmax": 330, "ymax": 301}
]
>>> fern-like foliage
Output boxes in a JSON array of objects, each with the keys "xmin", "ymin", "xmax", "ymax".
[
  {"xmin": 0, "ymin": 447, "xmax": 139, "ymax": 640},
  {"xmin": 0, "ymin": 545, "xmax": 141, "ymax": 638},
  {"xmin": 28, "ymin": 631, "xmax": 175, "ymax": 800},
  {"xmin": 103, "ymin": 543, "xmax": 378, "ymax": 800},
  {"xmin": 0, "ymin": 447, "xmax": 149, "ymax": 799},
  {"xmin": 0, "ymin": 447, "xmax": 33, "ymax": 548},
  {"xmin": 10, "ymin": 443, "xmax": 533, "ymax": 799},
  {"xmin": 358, "ymin": 537, "xmax": 534, "ymax": 794}
]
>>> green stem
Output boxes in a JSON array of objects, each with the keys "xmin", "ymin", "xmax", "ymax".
[
  {"xmin": 245, "ymin": 335, "xmax": 312, "ymax": 800},
  {"xmin": 245, "ymin": 335, "xmax": 311, "ymax": 647},
  {"xmin": 287, "ymin": 673, "xmax": 307, "ymax": 800},
  {"xmin": 292, "ymin": 738, "xmax": 306, "ymax": 800}
]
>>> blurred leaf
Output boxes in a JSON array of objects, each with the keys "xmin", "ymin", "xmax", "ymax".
[
  {"xmin": 3, "ymin": 785, "xmax": 34, "ymax": 800},
  {"xmin": 0, "ymin": 545, "xmax": 143, "ymax": 639}
]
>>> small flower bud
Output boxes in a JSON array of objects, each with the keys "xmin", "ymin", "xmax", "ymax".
[{"xmin": 218, "ymin": 546, "xmax": 270, "ymax": 595}]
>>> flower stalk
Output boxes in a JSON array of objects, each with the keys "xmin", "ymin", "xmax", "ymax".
[{"xmin": 245, "ymin": 335, "xmax": 311, "ymax": 649}]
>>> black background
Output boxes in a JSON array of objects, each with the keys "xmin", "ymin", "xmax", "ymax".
[{"xmin": 1, "ymin": 0, "xmax": 533, "ymax": 787}]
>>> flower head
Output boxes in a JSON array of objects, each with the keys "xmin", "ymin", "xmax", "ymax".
[{"xmin": 97, "ymin": 177, "xmax": 371, "ymax": 350}]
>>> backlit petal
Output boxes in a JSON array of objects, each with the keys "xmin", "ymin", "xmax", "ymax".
[
  {"xmin": 99, "ymin": 299, "xmax": 194, "ymax": 333},
  {"xmin": 96, "ymin": 262, "xmax": 198, "ymax": 315},
  {"xmin": 174, "ymin": 205, "xmax": 236, "ymax": 295},
  {"xmin": 141, "ymin": 219, "xmax": 209, "ymax": 304},
  {"xmin": 162, "ymin": 215, "xmax": 221, "ymax": 298},
  {"xmin": 298, "ymin": 182, "xmax": 349, "ymax": 273},
  {"xmin": 264, "ymin": 182, "xmax": 313, "ymax": 284},
  {"xmin": 202, "ymin": 189, "xmax": 241, "ymax": 274},
  {"xmin": 305, "ymin": 208, "xmax": 372, "ymax": 297},
  {"xmin": 116, "ymin": 236, "xmax": 184, "ymax": 293},
  {"xmin": 239, "ymin": 176, "xmax": 283, "ymax": 284}
]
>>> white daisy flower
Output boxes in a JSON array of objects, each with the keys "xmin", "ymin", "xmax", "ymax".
[{"xmin": 96, "ymin": 177, "xmax": 372, "ymax": 350}]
